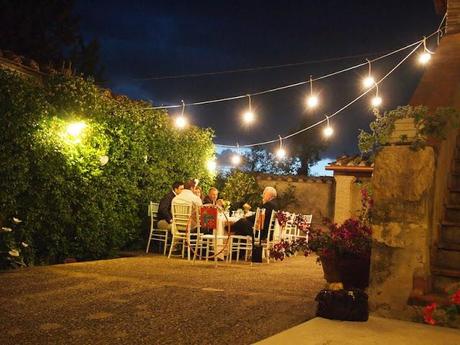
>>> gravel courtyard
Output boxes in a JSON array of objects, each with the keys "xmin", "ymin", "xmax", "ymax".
[{"xmin": 0, "ymin": 254, "xmax": 324, "ymax": 345}]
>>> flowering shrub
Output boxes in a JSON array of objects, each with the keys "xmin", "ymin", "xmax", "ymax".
[
  {"xmin": 275, "ymin": 211, "xmax": 289, "ymax": 228},
  {"xmin": 294, "ymin": 214, "xmax": 311, "ymax": 233},
  {"xmin": 0, "ymin": 216, "xmax": 31, "ymax": 269},
  {"xmin": 270, "ymin": 218, "xmax": 372, "ymax": 261},
  {"xmin": 422, "ymin": 289, "xmax": 460, "ymax": 326}
]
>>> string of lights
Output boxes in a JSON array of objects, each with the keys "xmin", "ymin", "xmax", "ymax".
[
  {"xmin": 147, "ymin": 28, "xmax": 441, "ymax": 111},
  {"xmin": 137, "ymin": 20, "xmax": 445, "ymax": 170}
]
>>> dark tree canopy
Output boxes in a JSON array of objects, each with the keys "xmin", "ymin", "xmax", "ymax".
[{"xmin": 0, "ymin": 0, "xmax": 103, "ymax": 80}]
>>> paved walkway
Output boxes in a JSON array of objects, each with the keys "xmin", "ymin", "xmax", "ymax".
[
  {"xmin": 257, "ymin": 316, "xmax": 460, "ymax": 345},
  {"xmin": 0, "ymin": 254, "xmax": 324, "ymax": 345}
]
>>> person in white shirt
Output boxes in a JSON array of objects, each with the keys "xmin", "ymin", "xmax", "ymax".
[{"xmin": 171, "ymin": 179, "xmax": 202, "ymax": 229}]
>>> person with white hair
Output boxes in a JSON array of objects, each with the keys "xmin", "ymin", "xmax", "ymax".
[{"xmin": 231, "ymin": 186, "xmax": 279, "ymax": 241}]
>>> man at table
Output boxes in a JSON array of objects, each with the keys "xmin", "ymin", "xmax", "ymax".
[
  {"xmin": 157, "ymin": 181, "xmax": 184, "ymax": 230},
  {"xmin": 172, "ymin": 179, "xmax": 203, "ymax": 229},
  {"xmin": 203, "ymin": 187, "xmax": 224, "ymax": 207},
  {"xmin": 232, "ymin": 186, "xmax": 279, "ymax": 241}
]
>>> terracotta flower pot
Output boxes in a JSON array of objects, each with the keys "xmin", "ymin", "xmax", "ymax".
[{"xmin": 320, "ymin": 253, "xmax": 370, "ymax": 289}]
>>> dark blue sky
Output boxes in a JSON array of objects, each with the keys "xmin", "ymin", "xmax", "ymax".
[{"xmin": 75, "ymin": 0, "xmax": 441, "ymax": 158}]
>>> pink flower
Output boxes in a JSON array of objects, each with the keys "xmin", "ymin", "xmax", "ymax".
[
  {"xmin": 451, "ymin": 290, "xmax": 460, "ymax": 305},
  {"xmin": 423, "ymin": 303, "xmax": 437, "ymax": 325}
]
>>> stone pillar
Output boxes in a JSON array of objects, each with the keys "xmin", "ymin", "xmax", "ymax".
[
  {"xmin": 333, "ymin": 175, "xmax": 355, "ymax": 224},
  {"xmin": 368, "ymin": 146, "xmax": 435, "ymax": 320}
]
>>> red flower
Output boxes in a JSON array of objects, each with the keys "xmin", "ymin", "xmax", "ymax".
[
  {"xmin": 451, "ymin": 290, "xmax": 460, "ymax": 305},
  {"xmin": 423, "ymin": 303, "xmax": 437, "ymax": 325}
]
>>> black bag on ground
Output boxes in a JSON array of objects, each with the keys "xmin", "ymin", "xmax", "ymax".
[
  {"xmin": 315, "ymin": 288, "xmax": 369, "ymax": 321},
  {"xmin": 251, "ymin": 244, "xmax": 263, "ymax": 263}
]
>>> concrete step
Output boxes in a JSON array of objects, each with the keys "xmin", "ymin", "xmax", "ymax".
[
  {"xmin": 447, "ymin": 189, "xmax": 460, "ymax": 204},
  {"xmin": 435, "ymin": 248, "xmax": 460, "ymax": 270},
  {"xmin": 444, "ymin": 205, "xmax": 460, "ymax": 222},
  {"xmin": 451, "ymin": 174, "xmax": 460, "ymax": 190},
  {"xmin": 431, "ymin": 268, "xmax": 460, "ymax": 293}
]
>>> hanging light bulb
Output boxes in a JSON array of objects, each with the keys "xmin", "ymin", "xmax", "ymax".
[
  {"xmin": 306, "ymin": 75, "xmax": 319, "ymax": 109},
  {"xmin": 418, "ymin": 37, "xmax": 434, "ymax": 65},
  {"xmin": 174, "ymin": 100, "xmax": 188, "ymax": 129},
  {"xmin": 323, "ymin": 116, "xmax": 333, "ymax": 138},
  {"xmin": 231, "ymin": 144, "xmax": 242, "ymax": 165},
  {"xmin": 370, "ymin": 84, "xmax": 383, "ymax": 107},
  {"xmin": 362, "ymin": 59, "xmax": 376, "ymax": 89},
  {"xmin": 242, "ymin": 95, "xmax": 255, "ymax": 124},
  {"xmin": 231, "ymin": 154, "xmax": 241, "ymax": 165},
  {"xmin": 275, "ymin": 136, "xmax": 287, "ymax": 159}
]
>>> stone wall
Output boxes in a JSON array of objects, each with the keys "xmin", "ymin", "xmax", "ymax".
[
  {"xmin": 255, "ymin": 174, "xmax": 334, "ymax": 225},
  {"xmin": 368, "ymin": 146, "xmax": 435, "ymax": 319}
]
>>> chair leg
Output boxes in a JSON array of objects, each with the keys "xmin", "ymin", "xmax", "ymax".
[
  {"xmin": 163, "ymin": 234, "xmax": 169, "ymax": 256},
  {"xmin": 168, "ymin": 236, "xmax": 175, "ymax": 258}
]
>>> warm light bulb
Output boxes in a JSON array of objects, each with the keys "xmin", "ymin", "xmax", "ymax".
[
  {"xmin": 207, "ymin": 160, "xmax": 217, "ymax": 173},
  {"xmin": 362, "ymin": 76, "xmax": 375, "ymax": 88},
  {"xmin": 323, "ymin": 126, "xmax": 333, "ymax": 138},
  {"xmin": 231, "ymin": 154, "xmax": 241, "ymax": 165},
  {"xmin": 174, "ymin": 115, "xmax": 188, "ymax": 129},
  {"xmin": 242, "ymin": 110, "xmax": 255, "ymax": 124},
  {"xmin": 276, "ymin": 148, "xmax": 286, "ymax": 159},
  {"xmin": 371, "ymin": 96, "xmax": 383, "ymax": 107},
  {"xmin": 418, "ymin": 52, "xmax": 431, "ymax": 65},
  {"xmin": 66, "ymin": 122, "xmax": 86, "ymax": 137},
  {"xmin": 306, "ymin": 95, "xmax": 319, "ymax": 109}
]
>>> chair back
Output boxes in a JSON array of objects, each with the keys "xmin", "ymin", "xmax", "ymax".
[
  {"xmin": 171, "ymin": 202, "xmax": 193, "ymax": 234},
  {"xmin": 149, "ymin": 201, "xmax": 159, "ymax": 228},
  {"xmin": 267, "ymin": 210, "xmax": 279, "ymax": 242},
  {"xmin": 252, "ymin": 207, "xmax": 264, "ymax": 243}
]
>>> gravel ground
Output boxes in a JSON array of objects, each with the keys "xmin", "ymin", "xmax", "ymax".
[{"xmin": 0, "ymin": 254, "xmax": 324, "ymax": 345}]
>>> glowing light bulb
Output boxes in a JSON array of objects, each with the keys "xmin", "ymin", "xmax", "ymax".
[
  {"xmin": 174, "ymin": 115, "xmax": 188, "ymax": 129},
  {"xmin": 323, "ymin": 126, "xmax": 333, "ymax": 138},
  {"xmin": 242, "ymin": 110, "xmax": 255, "ymax": 124},
  {"xmin": 418, "ymin": 52, "xmax": 431, "ymax": 65},
  {"xmin": 207, "ymin": 160, "xmax": 217, "ymax": 173},
  {"xmin": 362, "ymin": 76, "xmax": 375, "ymax": 88},
  {"xmin": 276, "ymin": 148, "xmax": 286, "ymax": 159},
  {"xmin": 306, "ymin": 95, "xmax": 319, "ymax": 109},
  {"xmin": 371, "ymin": 96, "xmax": 383, "ymax": 107},
  {"xmin": 66, "ymin": 122, "xmax": 86, "ymax": 137},
  {"xmin": 231, "ymin": 154, "xmax": 241, "ymax": 165}
]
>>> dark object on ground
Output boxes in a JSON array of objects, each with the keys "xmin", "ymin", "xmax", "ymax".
[
  {"xmin": 252, "ymin": 245, "xmax": 263, "ymax": 263},
  {"xmin": 315, "ymin": 288, "xmax": 369, "ymax": 321}
]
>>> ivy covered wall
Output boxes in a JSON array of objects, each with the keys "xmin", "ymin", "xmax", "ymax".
[{"xmin": 0, "ymin": 69, "xmax": 215, "ymax": 264}]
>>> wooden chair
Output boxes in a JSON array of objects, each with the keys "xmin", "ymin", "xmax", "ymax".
[{"xmin": 146, "ymin": 202, "xmax": 169, "ymax": 255}]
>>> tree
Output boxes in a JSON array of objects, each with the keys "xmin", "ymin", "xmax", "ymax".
[
  {"xmin": 242, "ymin": 146, "xmax": 300, "ymax": 175},
  {"xmin": 0, "ymin": 0, "xmax": 103, "ymax": 80},
  {"xmin": 290, "ymin": 125, "xmax": 327, "ymax": 175}
]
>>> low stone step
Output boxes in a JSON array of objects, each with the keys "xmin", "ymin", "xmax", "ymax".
[
  {"xmin": 450, "ymin": 175, "xmax": 460, "ymax": 190},
  {"xmin": 438, "ymin": 242, "xmax": 460, "ymax": 251},
  {"xmin": 444, "ymin": 205, "xmax": 460, "ymax": 222},
  {"xmin": 432, "ymin": 267, "xmax": 460, "ymax": 293},
  {"xmin": 407, "ymin": 292, "xmax": 449, "ymax": 306},
  {"xmin": 447, "ymin": 190, "xmax": 460, "ymax": 204},
  {"xmin": 440, "ymin": 223, "xmax": 460, "ymax": 244},
  {"xmin": 435, "ymin": 248, "xmax": 460, "ymax": 270}
]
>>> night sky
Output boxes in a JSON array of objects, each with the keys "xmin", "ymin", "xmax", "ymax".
[{"xmin": 75, "ymin": 0, "xmax": 441, "ymax": 159}]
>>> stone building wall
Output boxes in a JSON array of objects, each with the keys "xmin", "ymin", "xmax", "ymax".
[
  {"xmin": 255, "ymin": 174, "xmax": 335, "ymax": 225},
  {"xmin": 368, "ymin": 146, "xmax": 435, "ymax": 319}
]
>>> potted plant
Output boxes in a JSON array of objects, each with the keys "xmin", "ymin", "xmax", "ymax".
[{"xmin": 271, "ymin": 217, "xmax": 372, "ymax": 289}]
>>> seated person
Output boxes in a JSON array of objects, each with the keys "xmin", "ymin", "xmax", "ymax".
[
  {"xmin": 194, "ymin": 186, "xmax": 203, "ymax": 201},
  {"xmin": 231, "ymin": 186, "xmax": 279, "ymax": 241},
  {"xmin": 172, "ymin": 179, "xmax": 203, "ymax": 230},
  {"xmin": 157, "ymin": 181, "xmax": 184, "ymax": 230},
  {"xmin": 203, "ymin": 187, "xmax": 223, "ymax": 206}
]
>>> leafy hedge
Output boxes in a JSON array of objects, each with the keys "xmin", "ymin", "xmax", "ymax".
[{"xmin": 0, "ymin": 69, "xmax": 214, "ymax": 265}]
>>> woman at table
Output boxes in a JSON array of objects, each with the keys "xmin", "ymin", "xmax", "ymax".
[{"xmin": 231, "ymin": 186, "xmax": 279, "ymax": 241}]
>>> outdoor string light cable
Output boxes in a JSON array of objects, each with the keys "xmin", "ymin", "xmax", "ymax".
[
  {"xmin": 146, "ymin": 29, "xmax": 441, "ymax": 111},
  {"xmin": 218, "ymin": 40, "xmax": 423, "ymax": 148}
]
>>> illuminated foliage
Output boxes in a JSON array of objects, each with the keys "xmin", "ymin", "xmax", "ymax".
[{"xmin": 0, "ymin": 69, "xmax": 214, "ymax": 264}]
